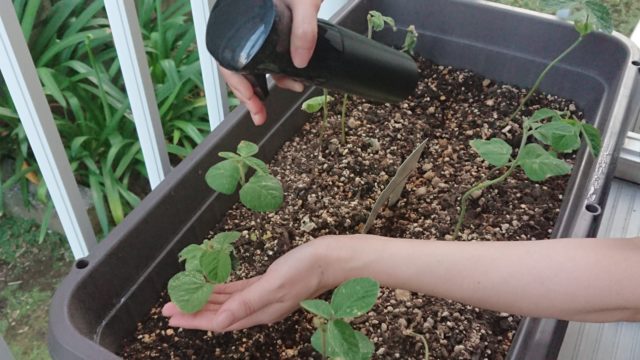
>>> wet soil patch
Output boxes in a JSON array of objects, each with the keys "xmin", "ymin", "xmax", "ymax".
[{"xmin": 121, "ymin": 58, "xmax": 579, "ymax": 359}]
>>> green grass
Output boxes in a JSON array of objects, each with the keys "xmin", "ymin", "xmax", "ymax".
[
  {"xmin": 491, "ymin": 0, "xmax": 640, "ymax": 35},
  {"xmin": 0, "ymin": 215, "xmax": 72, "ymax": 360}
]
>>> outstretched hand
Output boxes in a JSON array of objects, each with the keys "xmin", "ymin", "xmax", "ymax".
[
  {"xmin": 221, "ymin": 0, "xmax": 323, "ymax": 126},
  {"xmin": 162, "ymin": 237, "xmax": 334, "ymax": 332}
]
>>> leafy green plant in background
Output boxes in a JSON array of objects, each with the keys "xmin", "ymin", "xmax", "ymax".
[
  {"xmin": 1, "ymin": 0, "xmax": 223, "ymax": 237},
  {"xmin": 205, "ymin": 141, "xmax": 284, "ymax": 212},
  {"xmin": 452, "ymin": 0, "xmax": 610, "ymax": 239},
  {"xmin": 301, "ymin": 277, "xmax": 380, "ymax": 360},
  {"xmin": 167, "ymin": 231, "xmax": 240, "ymax": 313}
]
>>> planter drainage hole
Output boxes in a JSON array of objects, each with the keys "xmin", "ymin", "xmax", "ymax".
[
  {"xmin": 75, "ymin": 259, "xmax": 89, "ymax": 269},
  {"xmin": 585, "ymin": 203, "xmax": 601, "ymax": 215},
  {"xmin": 633, "ymin": 60, "xmax": 640, "ymax": 66}
]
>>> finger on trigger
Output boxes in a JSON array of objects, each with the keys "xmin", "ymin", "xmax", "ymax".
[{"xmin": 219, "ymin": 66, "xmax": 252, "ymax": 99}]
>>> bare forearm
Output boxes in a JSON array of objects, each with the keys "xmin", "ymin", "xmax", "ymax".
[{"xmin": 320, "ymin": 235, "xmax": 640, "ymax": 322}]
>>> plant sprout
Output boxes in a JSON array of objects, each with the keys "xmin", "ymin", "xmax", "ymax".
[
  {"xmin": 301, "ymin": 277, "xmax": 380, "ymax": 360},
  {"xmin": 366, "ymin": 10, "xmax": 397, "ymax": 39},
  {"xmin": 402, "ymin": 25, "xmax": 419, "ymax": 55},
  {"xmin": 168, "ymin": 231, "xmax": 240, "ymax": 313},
  {"xmin": 452, "ymin": 0, "xmax": 610, "ymax": 239},
  {"xmin": 301, "ymin": 10, "xmax": 416, "ymax": 145},
  {"xmin": 301, "ymin": 90, "xmax": 334, "ymax": 137},
  {"xmin": 205, "ymin": 140, "xmax": 283, "ymax": 212}
]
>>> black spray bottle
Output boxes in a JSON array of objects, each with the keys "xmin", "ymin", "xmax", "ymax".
[{"xmin": 205, "ymin": 0, "xmax": 419, "ymax": 103}]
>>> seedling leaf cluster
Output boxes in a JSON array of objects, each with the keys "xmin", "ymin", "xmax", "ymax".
[
  {"xmin": 168, "ymin": 231, "xmax": 240, "ymax": 313},
  {"xmin": 301, "ymin": 278, "xmax": 380, "ymax": 360},
  {"xmin": 169, "ymin": 141, "xmax": 284, "ymax": 312},
  {"xmin": 205, "ymin": 141, "xmax": 284, "ymax": 212},
  {"xmin": 452, "ymin": 0, "xmax": 610, "ymax": 239}
]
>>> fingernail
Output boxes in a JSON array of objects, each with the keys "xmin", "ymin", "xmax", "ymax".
[{"xmin": 213, "ymin": 311, "xmax": 234, "ymax": 331}]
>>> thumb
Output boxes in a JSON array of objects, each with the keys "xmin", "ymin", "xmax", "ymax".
[{"xmin": 211, "ymin": 278, "xmax": 275, "ymax": 332}]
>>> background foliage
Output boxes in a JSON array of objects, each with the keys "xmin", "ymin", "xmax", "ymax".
[{"xmin": 0, "ymin": 0, "xmax": 223, "ymax": 238}]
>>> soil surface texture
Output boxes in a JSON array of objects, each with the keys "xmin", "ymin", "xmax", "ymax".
[{"xmin": 121, "ymin": 58, "xmax": 581, "ymax": 359}]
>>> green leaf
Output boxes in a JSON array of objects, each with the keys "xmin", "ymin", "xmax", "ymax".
[
  {"xmin": 301, "ymin": 95, "xmax": 334, "ymax": 113},
  {"xmin": 367, "ymin": 11, "xmax": 396, "ymax": 32},
  {"xmin": 584, "ymin": 0, "xmax": 613, "ymax": 33},
  {"xmin": 301, "ymin": 299, "xmax": 334, "ymax": 319},
  {"xmin": 311, "ymin": 329, "xmax": 338, "ymax": 357},
  {"xmin": 179, "ymin": 244, "xmax": 204, "ymax": 272},
  {"xmin": 20, "ymin": 0, "xmax": 41, "ymax": 41},
  {"xmin": 367, "ymin": 11, "xmax": 385, "ymax": 32},
  {"xmin": 540, "ymin": 0, "xmax": 613, "ymax": 33},
  {"xmin": 205, "ymin": 159, "xmax": 242, "ymax": 195},
  {"xmin": 199, "ymin": 249, "xmax": 232, "ymax": 283},
  {"xmin": 103, "ymin": 168, "xmax": 124, "ymax": 224},
  {"xmin": 167, "ymin": 271, "xmax": 214, "ymax": 313},
  {"xmin": 219, "ymin": 152, "xmax": 240, "ymax": 159},
  {"xmin": 580, "ymin": 123, "xmax": 601, "ymax": 157},
  {"xmin": 470, "ymin": 138, "xmax": 513, "ymax": 167},
  {"xmin": 37, "ymin": 67, "xmax": 67, "ymax": 108},
  {"xmin": 89, "ymin": 174, "xmax": 109, "ymax": 236},
  {"xmin": 244, "ymin": 156, "xmax": 269, "ymax": 174},
  {"xmin": 401, "ymin": 25, "xmax": 419, "ymax": 55},
  {"xmin": 38, "ymin": 202, "xmax": 54, "ymax": 244},
  {"xmin": 37, "ymin": 29, "xmax": 111, "ymax": 67},
  {"xmin": 526, "ymin": 108, "xmax": 562, "ymax": 125},
  {"xmin": 517, "ymin": 143, "xmax": 573, "ymax": 181},
  {"xmin": 239, "ymin": 173, "xmax": 284, "ymax": 212},
  {"xmin": 532, "ymin": 120, "xmax": 581, "ymax": 152},
  {"xmin": 211, "ymin": 231, "xmax": 241, "ymax": 252},
  {"xmin": 237, "ymin": 141, "xmax": 259, "ymax": 157},
  {"xmin": 382, "ymin": 16, "xmax": 397, "ymax": 31},
  {"xmin": 327, "ymin": 320, "xmax": 361, "ymax": 360},
  {"xmin": 355, "ymin": 331, "xmax": 375, "ymax": 360},
  {"xmin": 0, "ymin": 106, "xmax": 18, "ymax": 120},
  {"xmin": 331, "ymin": 278, "xmax": 380, "ymax": 318}
]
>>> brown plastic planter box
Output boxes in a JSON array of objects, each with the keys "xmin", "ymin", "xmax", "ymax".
[{"xmin": 48, "ymin": 0, "xmax": 640, "ymax": 359}]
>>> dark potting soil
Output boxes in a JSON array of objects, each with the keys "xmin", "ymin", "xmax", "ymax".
[{"xmin": 120, "ymin": 59, "xmax": 581, "ymax": 359}]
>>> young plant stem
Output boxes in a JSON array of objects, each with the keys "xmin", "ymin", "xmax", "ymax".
[
  {"xmin": 452, "ymin": 34, "xmax": 585, "ymax": 240},
  {"xmin": 320, "ymin": 323, "xmax": 328, "ymax": 360},
  {"xmin": 405, "ymin": 331, "xmax": 430, "ymax": 360},
  {"xmin": 367, "ymin": 22, "xmax": 373, "ymax": 39},
  {"xmin": 321, "ymin": 89, "xmax": 329, "ymax": 137},
  {"xmin": 505, "ymin": 35, "xmax": 584, "ymax": 125},
  {"xmin": 453, "ymin": 127, "xmax": 532, "ymax": 240},
  {"xmin": 341, "ymin": 94, "xmax": 348, "ymax": 144}
]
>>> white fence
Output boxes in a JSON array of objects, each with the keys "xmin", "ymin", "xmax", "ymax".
[{"xmin": 0, "ymin": 0, "xmax": 347, "ymax": 259}]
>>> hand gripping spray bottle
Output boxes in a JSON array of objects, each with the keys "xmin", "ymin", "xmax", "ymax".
[{"xmin": 205, "ymin": 0, "xmax": 419, "ymax": 103}]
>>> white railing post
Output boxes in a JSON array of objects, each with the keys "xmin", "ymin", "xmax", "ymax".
[
  {"xmin": 191, "ymin": 0, "xmax": 229, "ymax": 130},
  {"xmin": 0, "ymin": 0, "xmax": 96, "ymax": 259},
  {"xmin": 105, "ymin": 0, "xmax": 171, "ymax": 189},
  {"xmin": 632, "ymin": 20, "xmax": 640, "ymax": 46}
]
